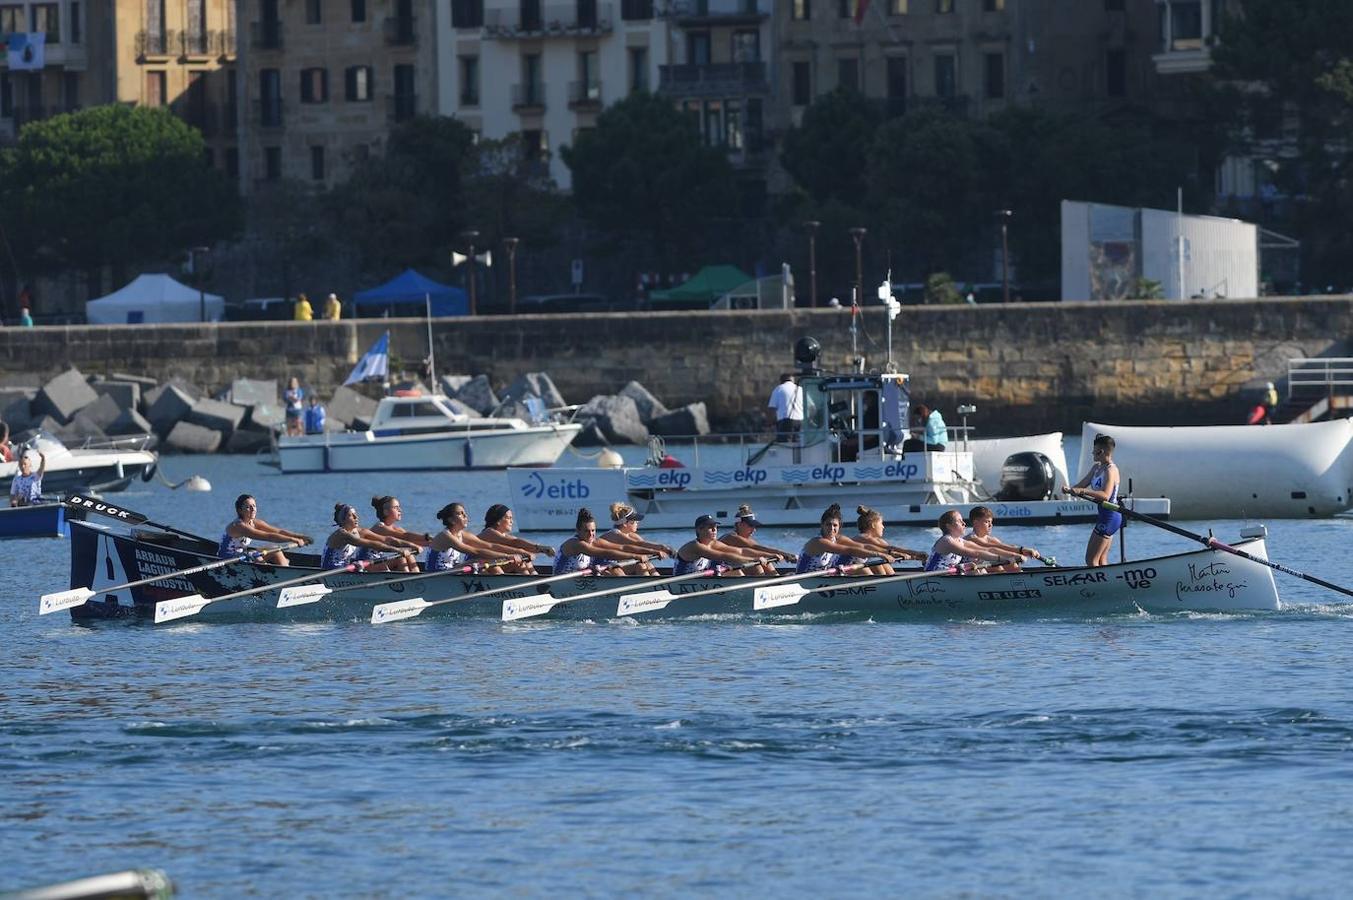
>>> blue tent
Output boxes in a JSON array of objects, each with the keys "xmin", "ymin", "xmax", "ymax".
[{"xmin": 353, "ymin": 269, "xmax": 469, "ymax": 317}]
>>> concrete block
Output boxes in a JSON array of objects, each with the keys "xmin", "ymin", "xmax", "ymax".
[
  {"xmin": 105, "ymin": 406, "xmax": 156, "ymax": 437},
  {"xmin": 578, "ymin": 394, "xmax": 649, "ymax": 445},
  {"xmin": 572, "ymin": 420, "xmax": 609, "ymax": 447},
  {"xmin": 439, "ymin": 374, "xmax": 472, "ymax": 396},
  {"xmin": 619, "ymin": 381, "xmax": 668, "ymax": 424},
  {"xmin": 164, "ymin": 420, "xmax": 223, "ymax": 454},
  {"xmin": 145, "ymin": 384, "xmax": 196, "ymax": 435},
  {"xmin": 60, "ymin": 412, "xmax": 109, "ymax": 446},
  {"xmin": 502, "ymin": 372, "xmax": 567, "ymax": 409},
  {"xmin": 245, "ymin": 402, "xmax": 285, "ymax": 430},
  {"xmin": 224, "ymin": 426, "xmax": 273, "ymax": 454},
  {"xmin": 351, "ymin": 414, "xmax": 373, "ymax": 432},
  {"xmin": 78, "ymin": 394, "xmax": 126, "ymax": 432},
  {"xmin": 650, "ymin": 402, "xmax": 710, "ymax": 437},
  {"xmin": 328, "ymin": 385, "xmax": 378, "ymax": 428},
  {"xmin": 0, "ymin": 390, "xmax": 35, "ymax": 431},
  {"xmin": 142, "ymin": 378, "xmax": 201, "ymax": 416},
  {"xmin": 229, "ymin": 378, "xmax": 278, "ymax": 408},
  {"xmin": 34, "ymin": 367, "xmax": 99, "ymax": 425},
  {"xmin": 109, "ymin": 372, "xmax": 159, "ymax": 390},
  {"xmin": 443, "ymin": 396, "xmax": 479, "ymax": 417},
  {"xmin": 91, "ymin": 380, "xmax": 141, "ymax": 411},
  {"xmin": 491, "ymin": 399, "xmax": 533, "ymax": 420},
  {"xmin": 186, "ymin": 397, "xmax": 246, "ymax": 437},
  {"xmin": 454, "ymin": 374, "xmax": 499, "ymax": 415}
]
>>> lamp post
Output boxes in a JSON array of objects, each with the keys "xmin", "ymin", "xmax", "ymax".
[
  {"xmin": 804, "ymin": 220, "xmax": 820, "ymax": 308},
  {"xmin": 188, "ymin": 246, "xmax": 210, "ymax": 322},
  {"xmin": 849, "ymin": 227, "xmax": 867, "ymax": 309},
  {"xmin": 996, "ymin": 209, "xmax": 1012, "ymax": 304},
  {"xmin": 503, "ymin": 237, "xmax": 520, "ymax": 315},
  {"xmin": 460, "ymin": 229, "xmax": 481, "ymax": 315}
]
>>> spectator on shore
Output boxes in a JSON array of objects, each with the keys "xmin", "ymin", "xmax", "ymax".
[
  {"xmin": 293, "ymin": 293, "xmax": 313, "ymax": 321},
  {"xmin": 323, "ymin": 293, "xmax": 342, "ymax": 320},
  {"xmin": 18, "ymin": 307, "xmax": 33, "ymax": 327},
  {"xmin": 1264, "ymin": 382, "xmax": 1279, "ymax": 424},
  {"xmin": 304, "ymin": 395, "xmax": 327, "ymax": 435},
  {"xmin": 284, "ymin": 377, "xmax": 305, "ymax": 437}
]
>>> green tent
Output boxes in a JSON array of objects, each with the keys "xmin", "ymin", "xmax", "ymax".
[{"xmin": 648, "ymin": 265, "xmax": 753, "ymax": 309}]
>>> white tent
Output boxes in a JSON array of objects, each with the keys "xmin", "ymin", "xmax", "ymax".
[{"xmin": 86, "ymin": 274, "xmax": 225, "ymax": 324}]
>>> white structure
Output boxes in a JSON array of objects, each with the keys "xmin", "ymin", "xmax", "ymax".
[
  {"xmin": 1061, "ymin": 200, "xmax": 1259, "ymax": 302},
  {"xmin": 85, "ymin": 274, "xmax": 224, "ymax": 324}
]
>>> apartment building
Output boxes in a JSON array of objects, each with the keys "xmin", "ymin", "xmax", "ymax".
[
  {"xmin": 0, "ymin": 0, "xmax": 88, "ymax": 141},
  {"xmin": 239, "ymin": 0, "xmax": 435, "ymax": 190}
]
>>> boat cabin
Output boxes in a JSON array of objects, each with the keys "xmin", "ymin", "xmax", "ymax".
[
  {"xmin": 757, "ymin": 372, "xmax": 925, "ymax": 467},
  {"xmin": 368, "ymin": 395, "xmax": 518, "ymax": 437}
]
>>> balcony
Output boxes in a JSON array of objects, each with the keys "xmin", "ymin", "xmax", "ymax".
[
  {"xmin": 249, "ymin": 20, "xmax": 283, "ymax": 51},
  {"xmin": 658, "ymin": 62, "xmax": 767, "ymax": 97},
  {"xmin": 178, "ymin": 29, "xmax": 212, "ymax": 57},
  {"xmin": 136, "ymin": 30, "xmax": 172, "ymax": 58},
  {"xmin": 1153, "ymin": 0, "xmax": 1215, "ymax": 74},
  {"xmin": 484, "ymin": 3, "xmax": 614, "ymax": 39},
  {"xmin": 254, "ymin": 97, "xmax": 284, "ymax": 128},
  {"xmin": 388, "ymin": 93, "xmax": 418, "ymax": 123},
  {"xmin": 211, "ymin": 29, "xmax": 237, "ymax": 58},
  {"xmin": 621, "ymin": 0, "xmax": 654, "ymax": 19},
  {"xmin": 512, "ymin": 82, "xmax": 547, "ymax": 111},
  {"xmin": 384, "ymin": 15, "xmax": 416, "ymax": 45},
  {"xmin": 568, "ymin": 80, "xmax": 603, "ymax": 109},
  {"xmin": 665, "ymin": 0, "xmax": 767, "ymax": 24}
]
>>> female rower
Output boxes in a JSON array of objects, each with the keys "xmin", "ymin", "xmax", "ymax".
[
  {"xmin": 673, "ymin": 515, "xmax": 762, "ymax": 577},
  {"xmin": 716, "ymin": 505, "xmax": 793, "ymax": 575},
  {"xmin": 554, "ymin": 508, "xmax": 649, "ymax": 575},
  {"xmin": 370, "ymin": 495, "xmax": 433, "ymax": 549},
  {"xmin": 844, "ymin": 505, "xmax": 926, "ymax": 575},
  {"xmin": 795, "ymin": 503, "xmax": 879, "ymax": 574},
  {"xmin": 1062, "ymin": 433, "xmax": 1120, "ymax": 566},
  {"xmin": 8, "ymin": 448, "xmax": 46, "ymax": 508},
  {"xmin": 219, "ymin": 493, "xmax": 312, "ymax": 566},
  {"xmin": 924, "ymin": 510, "xmax": 1022, "ymax": 573},
  {"xmin": 426, "ymin": 502, "xmax": 524, "ymax": 574},
  {"xmin": 596, "ymin": 503, "xmax": 672, "ymax": 576},
  {"xmin": 965, "ymin": 505, "xmax": 1042, "ymax": 572},
  {"xmin": 322, "ymin": 503, "xmax": 420, "ymax": 573},
  {"xmin": 480, "ymin": 504, "xmax": 554, "ymax": 574}
]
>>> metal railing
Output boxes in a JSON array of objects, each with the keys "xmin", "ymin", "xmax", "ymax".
[
  {"xmin": 658, "ymin": 62, "xmax": 766, "ymax": 90},
  {"xmin": 483, "ymin": 2, "xmax": 614, "ymax": 37},
  {"xmin": 179, "ymin": 29, "xmax": 211, "ymax": 55},
  {"xmin": 665, "ymin": 0, "xmax": 766, "ymax": 16},
  {"xmin": 1287, "ymin": 358, "xmax": 1353, "ymax": 398},
  {"xmin": 568, "ymin": 80, "xmax": 603, "ymax": 106},
  {"xmin": 136, "ymin": 29, "xmax": 171, "ymax": 56},
  {"xmin": 511, "ymin": 83, "xmax": 547, "ymax": 109}
]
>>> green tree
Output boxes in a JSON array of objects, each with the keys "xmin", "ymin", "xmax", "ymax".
[
  {"xmin": 561, "ymin": 91, "xmax": 736, "ymax": 271},
  {"xmin": 780, "ymin": 88, "xmax": 884, "ymax": 210},
  {"xmin": 0, "ymin": 105, "xmax": 240, "ymax": 291}
]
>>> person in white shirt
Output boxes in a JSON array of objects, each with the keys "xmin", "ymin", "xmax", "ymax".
[{"xmin": 766, "ymin": 373, "xmax": 804, "ymax": 442}]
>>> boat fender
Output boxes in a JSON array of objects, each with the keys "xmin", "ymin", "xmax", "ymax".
[
  {"xmin": 658, "ymin": 454, "xmax": 685, "ymax": 469},
  {"xmin": 140, "ymin": 460, "xmax": 158, "ymax": 483},
  {"xmin": 394, "ymin": 388, "xmax": 421, "ymax": 397}
]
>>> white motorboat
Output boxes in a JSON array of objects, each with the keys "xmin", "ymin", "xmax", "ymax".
[
  {"xmin": 275, "ymin": 393, "xmax": 582, "ymax": 473},
  {"xmin": 0, "ymin": 432, "xmax": 157, "ymax": 496},
  {"xmin": 509, "ymin": 369, "xmax": 1169, "ymax": 531}
]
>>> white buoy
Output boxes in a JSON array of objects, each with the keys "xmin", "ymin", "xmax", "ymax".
[
  {"xmin": 596, "ymin": 448, "xmax": 624, "ymax": 469},
  {"xmin": 182, "ymin": 475, "xmax": 212, "ymax": 492}
]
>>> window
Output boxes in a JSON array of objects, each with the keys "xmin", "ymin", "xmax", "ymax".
[
  {"xmin": 578, "ymin": 50, "xmax": 598, "ymax": 100},
  {"xmin": 934, "ymin": 53, "xmax": 955, "ymax": 97},
  {"xmin": 936, "ymin": 0, "xmax": 953, "ymax": 11},
  {"xmin": 521, "ymin": 0, "xmax": 542, "ymax": 30},
  {"xmin": 982, "ymin": 0, "xmax": 1004, "ymax": 9},
  {"xmin": 688, "ymin": 32, "xmax": 710, "ymax": 65},
  {"xmin": 146, "ymin": 71, "xmax": 167, "ymax": 106},
  {"xmin": 886, "ymin": 56, "xmax": 907, "ymax": 117},
  {"xmin": 703, "ymin": 100, "xmax": 723, "ymax": 146},
  {"xmin": 629, "ymin": 46, "xmax": 648, "ymax": 93},
  {"xmin": 521, "ymin": 128, "xmax": 548, "ymax": 162},
  {"xmin": 0, "ymin": 73, "xmax": 11, "ymax": 118},
  {"xmin": 70, "ymin": 2, "xmax": 81, "ymax": 43},
  {"xmin": 726, "ymin": 99, "xmax": 742, "ymax": 150},
  {"xmin": 226, "ymin": 147, "xmax": 239, "ymax": 178},
  {"xmin": 838, "ymin": 58, "xmax": 859, "ymax": 92},
  {"xmin": 732, "ymin": 30, "xmax": 759, "ymax": 63},
  {"xmin": 351, "ymin": 0, "xmax": 366, "ymax": 22},
  {"xmin": 621, "ymin": 0, "xmax": 653, "ymax": 20},
  {"xmin": 305, "ymin": 0, "xmax": 322, "ymax": 25},
  {"xmin": 460, "ymin": 56, "xmax": 479, "ymax": 106},
  {"xmin": 393, "ymin": 64, "xmax": 415, "ymax": 121},
  {"xmin": 0, "ymin": 7, "xmax": 21, "ymax": 35},
  {"xmin": 260, "ymin": 68, "xmax": 282, "ymax": 124},
  {"xmin": 792, "ymin": 61, "xmax": 811, "ymax": 106},
  {"xmin": 1106, "ymin": 48, "xmax": 1126, "ymax": 96},
  {"xmin": 838, "ymin": 0, "xmax": 860, "ymax": 18},
  {"xmin": 63, "ymin": 71, "xmax": 79, "ymax": 111},
  {"xmin": 31, "ymin": 4, "xmax": 59, "ymax": 43},
  {"xmin": 889, "ymin": 0, "xmax": 907, "ymax": 12},
  {"xmin": 310, "ymin": 145, "xmax": 325, "ymax": 181},
  {"xmin": 522, "ymin": 53, "xmax": 542, "ymax": 104},
  {"xmin": 300, "ymin": 68, "xmax": 328, "ymax": 103},
  {"xmin": 984, "ymin": 51, "xmax": 1004, "ymax": 99},
  {"xmin": 451, "ymin": 0, "xmax": 484, "ymax": 27},
  {"xmin": 264, "ymin": 146, "xmax": 282, "ymax": 180},
  {"xmin": 792, "ymin": 0, "xmax": 810, "ymax": 20},
  {"xmin": 345, "ymin": 65, "xmax": 373, "ymax": 101}
]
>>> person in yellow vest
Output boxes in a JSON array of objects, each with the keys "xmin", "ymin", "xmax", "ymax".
[
  {"xmin": 323, "ymin": 292, "xmax": 342, "ymax": 320},
  {"xmin": 293, "ymin": 293, "xmax": 313, "ymax": 321}
]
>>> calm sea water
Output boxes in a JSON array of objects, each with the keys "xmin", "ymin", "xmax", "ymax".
[{"xmin": 5, "ymin": 444, "xmax": 1353, "ymax": 897}]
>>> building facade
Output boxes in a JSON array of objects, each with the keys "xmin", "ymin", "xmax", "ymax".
[{"xmin": 0, "ymin": 0, "xmax": 89, "ymax": 141}]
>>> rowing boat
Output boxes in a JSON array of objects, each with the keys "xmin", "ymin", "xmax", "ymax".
[{"xmin": 61, "ymin": 520, "xmax": 1280, "ymax": 622}]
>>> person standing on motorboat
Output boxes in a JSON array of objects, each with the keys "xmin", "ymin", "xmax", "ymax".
[
  {"xmin": 674, "ymin": 515, "xmax": 762, "ymax": 576},
  {"xmin": 795, "ymin": 504, "xmax": 881, "ymax": 574},
  {"xmin": 839, "ymin": 505, "xmax": 926, "ymax": 575},
  {"xmin": 1062, "ymin": 433, "xmax": 1121, "ymax": 567},
  {"xmin": 914, "ymin": 403, "xmax": 948, "ymax": 451},
  {"xmin": 924, "ymin": 510, "xmax": 1022, "ymax": 573},
  {"xmin": 963, "ymin": 506, "xmax": 1040, "ymax": 573},
  {"xmin": 8, "ymin": 449, "xmax": 46, "ymax": 507},
  {"xmin": 596, "ymin": 503, "xmax": 672, "ymax": 576},
  {"xmin": 322, "ymin": 503, "xmax": 420, "ymax": 572},
  {"xmin": 716, "ymin": 505, "xmax": 793, "ymax": 575},
  {"xmin": 766, "ymin": 373, "xmax": 804, "ymax": 443},
  {"xmin": 480, "ymin": 504, "xmax": 554, "ymax": 575},
  {"xmin": 426, "ymin": 502, "xmax": 524, "ymax": 574},
  {"xmin": 219, "ymin": 493, "xmax": 313, "ymax": 566},
  {"xmin": 284, "ymin": 377, "xmax": 306, "ymax": 437},
  {"xmin": 554, "ymin": 508, "xmax": 650, "ymax": 575}
]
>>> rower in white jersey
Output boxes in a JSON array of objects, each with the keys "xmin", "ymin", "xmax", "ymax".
[{"xmin": 218, "ymin": 493, "xmax": 312, "ymax": 566}]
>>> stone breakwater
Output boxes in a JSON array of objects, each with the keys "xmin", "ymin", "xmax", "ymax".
[{"xmin": 0, "ymin": 298, "xmax": 1347, "ymax": 435}]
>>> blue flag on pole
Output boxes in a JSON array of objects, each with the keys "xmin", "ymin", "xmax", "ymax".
[
  {"xmin": 344, "ymin": 331, "xmax": 390, "ymax": 385},
  {"xmin": 6, "ymin": 33, "xmax": 46, "ymax": 71}
]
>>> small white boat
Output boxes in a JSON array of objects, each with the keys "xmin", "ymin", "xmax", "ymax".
[
  {"xmin": 1080, "ymin": 420, "xmax": 1353, "ymax": 518},
  {"xmin": 275, "ymin": 393, "xmax": 582, "ymax": 473},
  {"xmin": 0, "ymin": 432, "xmax": 158, "ymax": 495}
]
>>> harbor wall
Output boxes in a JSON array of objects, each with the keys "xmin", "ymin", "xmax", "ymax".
[{"xmin": 1, "ymin": 297, "xmax": 1348, "ymax": 434}]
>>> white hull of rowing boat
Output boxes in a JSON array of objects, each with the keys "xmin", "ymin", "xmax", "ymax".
[{"xmin": 277, "ymin": 423, "xmax": 582, "ymax": 472}]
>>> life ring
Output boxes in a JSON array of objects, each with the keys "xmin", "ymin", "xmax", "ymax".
[
  {"xmin": 394, "ymin": 388, "xmax": 421, "ymax": 397},
  {"xmin": 140, "ymin": 460, "xmax": 158, "ymax": 483}
]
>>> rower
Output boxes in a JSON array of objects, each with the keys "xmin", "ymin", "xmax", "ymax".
[
  {"xmin": 322, "ymin": 503, "xmax": 420, "ymax": 573},
  {"xmin": 596, "ymin": 502, "xmax": 673, "ymax": 576},
  {"xmin": 369, "ymin": 495, "xmax": 433, "ymax": 550},
  {"xmin": 841, "ymin": 505, "xmax": 925, "ymax": 575},
  {"xmin": 925, "ymin": 510, "xmax": 1022, "ymax": 573},
  {"xmin": 426, "ymin": 502, "xmax": 523, "ymax": 574},
  {"xmin": 716, "ymin": 505, "xmax": 793, "ymax": 575},
  {"xmin": 795, "ymin": 503, "xmax": 878, "ymax": 574},
  {"xmin": 554, "ymin": 508, "xmax": 649, "ymax": 575},
  {"xmin": 219, "ymin": 493, "xmax": 312, "ymax": 566},
  {"xmin": 479, "ymin": 503, "xmax": 554, "ymax": 575},
  {"xmin": 964, "ymin": 505, "xmax": 1041, "ymax": 573},
  {"xmin": 674, "ymin": 515, "xmax": 761, "ymax": 577}
]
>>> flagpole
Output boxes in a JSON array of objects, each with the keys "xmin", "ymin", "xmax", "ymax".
[{"xmin": 425, "ymin": 293, "xmax": 437, "ymax": 392}]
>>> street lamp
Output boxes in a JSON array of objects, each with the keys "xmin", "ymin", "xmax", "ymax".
[
  {"xmin": 503, "ymin": 237, "xmax": 520, "ymax": 315},
  {"xmin": 187, "ymin": 246, "xmax": 210, "ymax": 322},
  {"xmin": 459, "ymin": 229, "xmax": 481, "ymax": 315},
  {"xmin": 996, "ymin": 209, "xmax": 1012, "ymax": 304},
  {"xmin": 804, "ymin": 220, "xmax": 820, "ymax": 308},
  {"xmin": 849, "ymin": 227, "xmax": 867, "ymax": 308}
]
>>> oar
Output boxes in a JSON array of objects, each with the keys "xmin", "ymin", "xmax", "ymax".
[
  {"xmin": 754, "ymin": 566, "xmax": 956, "ymax": 610},
  {"xmin": 63, "ymin": 493, "xmax": 213, "ymax": 544},
  {"xmin": 153, "ymin": 563, "xmax": 364, "ymax": 624},
  {"xmin": 501, "ymin": 557, "xmax": 771, "ymax": 622},
  {"xmin": 1091, "ymin": 497, "xmax": 1353, "ymax": 601},
  {"xmin": 280, "ymin": 556, "xmax": 523, "ymax": 608},
  {"xmin": 372, "ymin": 564, "xmax": 606, "ymax": 624},
  {"xmin": 39, "ymin": 542, "xmax": 301, "ymax": 615},
  {"xmin": 606, "ymin": 558, "xmax": 892, "ymax": 619}
]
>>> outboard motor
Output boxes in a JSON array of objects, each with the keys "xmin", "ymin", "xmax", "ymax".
[{"xmin": 997, "ymin": 451, "xmax": 1056, "ymax": 501}]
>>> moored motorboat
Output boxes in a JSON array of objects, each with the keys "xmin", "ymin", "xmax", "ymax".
[
  {"xmin": 0, "ymin": 502, "xmax": 84, "ymax": 539},
  {"xmin": 60, "ymin": 519, "xmax": 1279, "ymax": 622},
  {"xmin": 0, "ymin": 432, "xmax": 157, "ymax": 495}
]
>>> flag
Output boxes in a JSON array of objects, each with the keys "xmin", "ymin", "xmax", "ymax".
[
  {"xmin": 344, "ymin": 331, "xmax": 390, "ymax": 385},
  {"xmin": 854, "ymin": 0, "xmax": 871, "ymax": 25},
  {"xmin": 6, "ymin": 33, "xmax": 46, "ymax": 71}
]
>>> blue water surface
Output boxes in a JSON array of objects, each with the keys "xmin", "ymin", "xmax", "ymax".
[{"xmin": 4, "ymin": 448, "xmax": 1353, "ymax": 897}]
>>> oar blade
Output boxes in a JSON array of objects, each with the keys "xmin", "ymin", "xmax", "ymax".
[
  {"xmin": 501, "ymin": 594, "xmax": 563, "ymax": 622},
  {"xmin": 38, "ymin": 587, "xmax": 95, "ymax": 615},
  {"xmin": 370, "ymin": 597, "xmax": 430, "ymax": 625},
  {"xmin": 616, "ymin": 589, "xmax": 679, "ymax": 617},
  {"xmin": 276, "ymin": 583, "xmax": 333, "ymax": 609},
  {"xmin": 153, "ymin": 594, "xmax": 211, "ymax": 624},
  {"xmin": 754, "ymin": 583, "xmax": 810, "ymax": 610}
]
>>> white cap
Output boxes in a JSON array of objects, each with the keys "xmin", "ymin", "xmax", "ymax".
[
  {"xmin": 1265, "ymin": 381, "xmax": 1275, "ymax": 389},
  {"xmin": 328, "ymin": 293, "xmax": 338, "ymax": 300}
]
